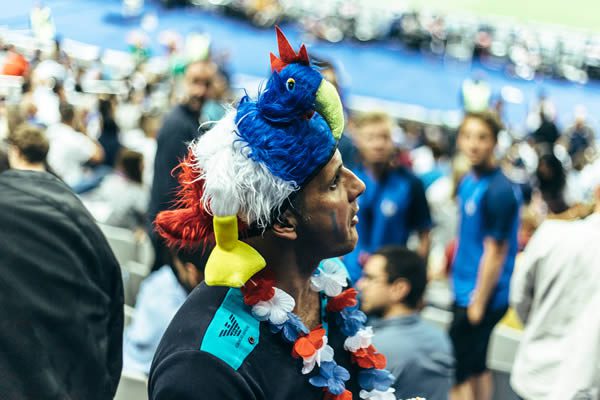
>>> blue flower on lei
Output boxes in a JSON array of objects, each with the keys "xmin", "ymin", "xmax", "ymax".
[
  {"xmin": 309, "ymin": 361, "xmax": 350, "ymax": 395},
  {"xmin": 336, "ymin": 305, "xmax": 367, "ymax": 337},
  {"xmin": 270, "ymin": 312, "xmax": 309, "ymax": 342},
  {"xmin": 358, "ymin": 368, "xmax": 395, "ymax": 391}
]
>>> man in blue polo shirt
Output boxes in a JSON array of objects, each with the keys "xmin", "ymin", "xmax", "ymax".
[
  {"xmin": 344, "ymin": 111, "xmax": 432, "ymax": 283},
  {"xmin": 450, "ymin": 111, "xmax": 521, "ymax": 400}
]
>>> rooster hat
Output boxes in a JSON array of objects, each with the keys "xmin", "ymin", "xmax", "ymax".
[{"xmin": 155, "ymin": 27, "xmax": 344, "ymax": 288}]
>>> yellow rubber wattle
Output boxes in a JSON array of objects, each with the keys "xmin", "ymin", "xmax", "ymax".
[{"xmin": 204, "ymin": 215, "xmax": 266, "ymax": 288}]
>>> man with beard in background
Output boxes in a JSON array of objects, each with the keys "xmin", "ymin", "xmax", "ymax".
[{"xmin": 148, "ymin": 60, "xmax": 217, "ymax": 270}]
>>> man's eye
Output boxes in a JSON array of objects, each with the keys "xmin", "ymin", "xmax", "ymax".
[{"xmin": 329, "ymin": 174, "xmax": 340, "ymax": 189}]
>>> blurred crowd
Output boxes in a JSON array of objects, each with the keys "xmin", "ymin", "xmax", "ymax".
[
  {"xmin": 1, "ymin": 7, "xmax": 599, "ymax": 399},
  {"xmin": 191, "ymin": 0, "xmax": 600, "ymax": 83}
]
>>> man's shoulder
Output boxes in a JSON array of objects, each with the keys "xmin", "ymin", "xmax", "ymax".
[
  {"xmin": 157, "ymin": 105, "xmax": 199, "ymax": 143},
  {"xmin": 376, "ymin": 315, "xmax": 450, "ymax": 348},
  {"xmin": 484, "ymin": 169, "xmax": 521, "ymax": 203},
  {"xmin": 373, "ymin": 316, "xmax": 453, "ymax": 370},
  {"xmin": 0, "ymin": 170, "xmax": 81, "ymax": 211},
  {"xmin": 389, "ymin": 166, "xmax": 419, "ymax": 183},
  {"xmin": 152, "ymin": 284, "xmax": 261, "ymax": 372},
  {"xmin": 162, "ymin": 105, "xmax": 195, "ymax": 127}
]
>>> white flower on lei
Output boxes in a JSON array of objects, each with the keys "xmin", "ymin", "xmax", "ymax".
[
  {"xmin": 359, "ymin": 388, "xmax": 396, "ymax": 400},
  {"xmin": 252, "ymin": 288, "xmax": 295, "ymax": 325},
  {"xmin": 301, "ymin": 335, "xmax": 335, "ymax": 374},
  {"xmin": 310, "ymin": 258, "xmax": 348, "ymax": 297},
  {"xmin": 344, "ymin": 326, "xmax": 374, "ymax": 352}
]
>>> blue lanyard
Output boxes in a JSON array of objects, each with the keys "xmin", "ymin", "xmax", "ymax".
[{"xmin": 320, "ymin": 292, "xmax": 329, "ymax": 335}]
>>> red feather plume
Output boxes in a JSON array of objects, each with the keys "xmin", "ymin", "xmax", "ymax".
[
  {"xmin": 154, "ymin": 149, "xmax": 250, "ymax": 250},
  {"xmin": 154, "ymin": 150, "xmax": 215, "ymax": 250},
  {"xmin": 270, "ymin": 26, "xmax": 310, "ymax": 72}
]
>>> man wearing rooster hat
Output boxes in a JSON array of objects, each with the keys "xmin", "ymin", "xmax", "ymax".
[{"xmin": 149, "ymin": 28, "xmax": 398, "ymax": 400}]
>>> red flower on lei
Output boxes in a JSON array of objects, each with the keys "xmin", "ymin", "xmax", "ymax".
[
  {"xmin": 324, "ymin": 389, "xmax": 352, "ymax": 400},
  {"xmin": 292, "ymin": 327, "xmax": 325, "ymax": 359},
  {"xmin": 241, "ymin": 271, "xmax": 276, "ymax": 305},
  {"xmin": 326, "ymin": 288, "xmax": 358, "ymax": 313},
  {"xmin": 351, "ymin": 345, "xmax": 387, "ymax": 369}
]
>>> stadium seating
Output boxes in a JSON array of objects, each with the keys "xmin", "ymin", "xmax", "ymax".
[
  {"xmin": 114, "ymin": 370, "xmax": 148, "ymax": 400},
  {"xmin": 124, "ymin": 304, "xmax": 135, "ymax": 328},
  {"xmin": 97, "ymin": 223, "xmax": 154, "ymax": 271},
  {"xmin": 123, "ymin": 261, "xmax": 150, "ymax": 307}
]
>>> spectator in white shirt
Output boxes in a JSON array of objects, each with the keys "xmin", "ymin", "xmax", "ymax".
[
  {"xmin": 122, "ymin": 246, "xmax": 210, "ymax": 375},
  {"xmin": 510, "ymin": 182, "xmax": 600, "ymax": 400},
  {"xmin": 46, "ymin": 102, "xmax": 104, "ymax": 187}
]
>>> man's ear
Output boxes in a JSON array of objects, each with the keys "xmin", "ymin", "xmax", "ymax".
[
  {"xmin": 390, "ymin": 278, "xmax": 410, "ymax": 304},
  {"xmin": 271, "ymin": 209, "xmax": 298, "ymax": 241},
  {"xmin": 185, "ymin": 262, "xmax": 202, "ymax": 287}
]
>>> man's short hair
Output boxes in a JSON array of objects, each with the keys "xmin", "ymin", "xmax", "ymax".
[
  {"xmin": 460, "ymin": 110, "xmax": 503, "ymax": 140},
  {"xmin": 373, "ymin": 246, "xmax": 427, "ymax": 309},
  {"xmin": 353, "ymin": 111, "xmax": 393, "ymax": 130},
  {"xmin": 116, "ymin": 149, "xmax": 143, "ymax": 184},
  {"xmin": 59, "ymin": 102, "xmax": 75, "ymax": 123},
  {"xmin": 8, "ymin": 124, "xmax": 49, "ymax": 163},
  {"xmin": 170, "ymin": 245, "xmax": 212, "ymax": 274}
]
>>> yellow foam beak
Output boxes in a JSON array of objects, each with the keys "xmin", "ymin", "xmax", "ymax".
[
  {"xmin": 315, "ymin": 79, "xmax": 344, "ymax": 140},
  {"xmin": 204, "ymin": 215, "xmax": 266, "ymax": 287}
]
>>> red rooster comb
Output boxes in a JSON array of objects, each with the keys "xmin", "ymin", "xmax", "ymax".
[{"xmin": 270, "ymin": 26, "xmax": 310, "ymax": 72}]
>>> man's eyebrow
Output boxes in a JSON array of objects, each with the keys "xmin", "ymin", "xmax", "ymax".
[
  {"xmin": 324, "ymin": 163, "xmax": 342, "ymax": 184},
  {"xmin": 332, "ymin": 163, "xmax": 343, "ymax": 178}
]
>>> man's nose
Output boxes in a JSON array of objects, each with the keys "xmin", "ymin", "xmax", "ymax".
[{"xmin": 348, "ymin": 170, "xmax": 366, "ymax": 201}]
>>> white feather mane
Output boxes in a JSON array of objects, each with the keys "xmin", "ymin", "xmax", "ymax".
[{"xmin": 190, "ymin": 111, "xmax": 297, "ymax": 228}]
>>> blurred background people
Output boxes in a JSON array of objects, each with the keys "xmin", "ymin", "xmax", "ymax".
[
  {"xmin": 148, "ymin": 59, "xmax": 217, "ymax": 270},
  {"xmin": 359, "ymin": 246, "xmax": 454, "ymax": 400},
  {"xmin": 450, "ymin": 111, "xmax": 522, "ymax": 400},
  {"xmin": 98, "ymin": 96, "xmax": 123, "ymax": 169},
  {"xmin": 534, "ymin": 152, "xmax": 569, "ymax": 215},
  {"xmin": 2, "ymin": 44, "xmax": 29, "ymax": 77},
  {"xmin": 561, "ymin": 107, "xmax": 595, "ymax": 161},
  {"xmin": 82, "ymin": 148, "xmax": 148, "ymax": 230},
  {"xmin": 344, "ymin": 111, "xmax": 432, "ymax": 283},
  {"xmin": 509, "ymin": 179, "xmax": 600, "ymax": 400},
  {"xmin": 45, "ymin": 102, "xmax": 104, "ymax": 188}
]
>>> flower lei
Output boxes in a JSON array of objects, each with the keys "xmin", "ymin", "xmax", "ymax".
[{"xmin": 241, "ymin": 259, "xmax": 397, "ymax": 400}]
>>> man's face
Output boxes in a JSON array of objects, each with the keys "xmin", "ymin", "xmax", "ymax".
[
  {"xmin": 172, "ymin": 257, "xmax": 203, "ymax": 294},
  {"xmin": 294, "ymin": 150, "xmax": 365, "ymax": 259},
  {"xmin": 356, "ymin": 121, "xmax": 394, "ymax": 165},
  {"xmin": 184, "ymin": 61, "xmax": 216, "ymax": 113},
  {"xmin": 458, "ymin": 117, "xmax": 496, "ymax": 168},
  {"xmin": 357, "ymin": 255, "xmax": 390, "ymax": 315}
]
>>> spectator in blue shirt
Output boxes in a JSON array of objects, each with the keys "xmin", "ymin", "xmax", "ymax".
[
  {"xmin": 358, "ymin": 246, "xmax": 454, "ymax": 400},
  {"xmin": 344, "ymin": 111, "xmax": 432, "ymax": 283},
  {"xmin": 123, "ymin": 246, "xmax": 210, "ymax": 375},
  {"xmin": 450, "ymin": 111, "xmax": 521, "ymax": 400}
]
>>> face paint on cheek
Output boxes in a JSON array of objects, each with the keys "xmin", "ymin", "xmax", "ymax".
[{"xmin": 329, "ymin": 211, "xmax": 343, "ymax": 239}]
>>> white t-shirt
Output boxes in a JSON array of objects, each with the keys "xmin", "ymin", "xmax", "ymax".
[
  {"xmin": 46, "ymin": 123, "xmax": 96, "ymax": 186},
  {"xmin": 510, "ymin": 215, "xmax": 600, "ymax": 399}
]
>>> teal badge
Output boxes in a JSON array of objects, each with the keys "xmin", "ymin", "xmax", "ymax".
[{"xmin": 201, "ymin": 288, "xmax": 260, "ymax": 370}]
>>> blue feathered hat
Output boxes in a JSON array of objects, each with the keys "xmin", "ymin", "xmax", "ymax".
[{"xmin": 156, "ymin": 26, "xmax": 345, "ymax": 287}]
